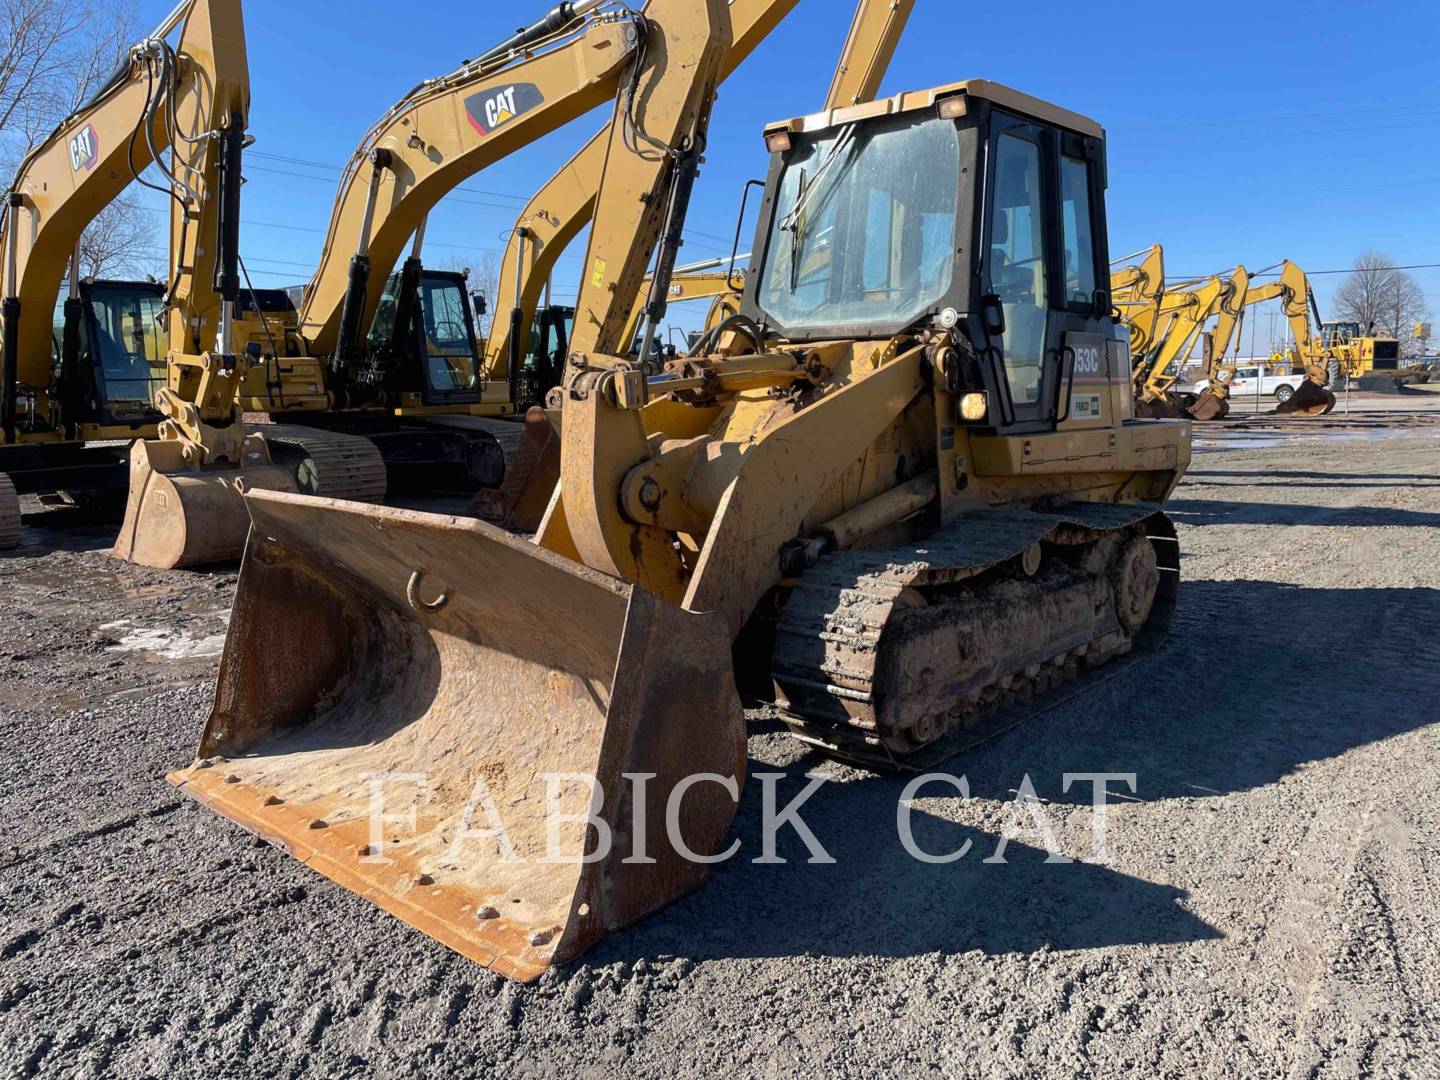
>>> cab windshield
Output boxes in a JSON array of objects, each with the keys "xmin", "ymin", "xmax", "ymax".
[{"xmin": 757, "ymin": 115, "xmax": 961, "ymax": 335}]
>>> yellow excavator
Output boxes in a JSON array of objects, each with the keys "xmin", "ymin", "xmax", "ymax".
[
  {"xmin": 1188, "ymin": 261, "xmax": 1337, "ymax": 419},
  {"xmin": 172, "ymin": 67, "xmax": 1192, "ymax": 980},
  {"xmin": 1129, "ymin": 271, "xmax": 1235, "ymax": 418},
  {"xmin": 470, "ymin": 0, "xmax": 914, "ymax": 531},
  {"xmin": 1116, "ymin": 255, "xmax": 1338, "ymax": 420},
  {"xmin": 0, "ymin": 0, "xmax": 254, "ymax": 549},
  {"xmin": 113, "ymin": 0, "xmax": 900, "ymax": 567},
  {"xmin": 114, "ymin": 0, "xmax": 675, "ymax": 566},
  {"xmin": 480, "ymin": 0, "xmax": 915, "ymax": 392},
  {"xmin": 1110, "ymin": 243, "xmax": 1167, "ymax": 359}
]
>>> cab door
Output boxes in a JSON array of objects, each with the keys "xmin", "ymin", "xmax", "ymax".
[
  {"xmin": 977, "ymin": 113, "xmax": 1113, "ymax": 432},
  {"xmin": 979, "ymin": 118, "xmax": 1054, "ymax": 428}
]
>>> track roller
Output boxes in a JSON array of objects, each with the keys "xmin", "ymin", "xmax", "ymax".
[{"xmin": 0, "ymin": 473, "xmax": 20, "ymax": 550}]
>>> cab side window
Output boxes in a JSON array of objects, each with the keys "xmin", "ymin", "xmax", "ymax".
[
  {"xmin": 1060, "ymin": 155, "xmax": 1098, "ymax": 308},
  {"xmin": 990, "ymin": 132, "xmax": 1049, "ymax": 406}
]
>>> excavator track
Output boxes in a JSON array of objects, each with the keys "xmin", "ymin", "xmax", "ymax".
[
  {"xmin": 0, "ymin": 474, "xmax": 20, "ymax": 550},
  {"xmin": 770, "ymin": 504, "xmax": 1178, "ymax": 772},
  {"xmin": 256, "ymin": 425, "xmax": 387, "ymax": 503}
]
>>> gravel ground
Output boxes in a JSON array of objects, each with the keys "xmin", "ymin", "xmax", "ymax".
[{"xmin": 3, "ymin": 419, "xmax": 1439, "ymax": 1078}]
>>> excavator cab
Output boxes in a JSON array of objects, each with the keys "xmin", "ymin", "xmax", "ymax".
[
  {"xmin": 364, "ymin": 269, "xmax": 483, "ymax": 407},
  {"xmin": 52, "ymin": 280, "xmax": 168, "ymax": 430},
  {"xmin": 517, "ymin": 304, "xmax": 574, "ymax": 408}
]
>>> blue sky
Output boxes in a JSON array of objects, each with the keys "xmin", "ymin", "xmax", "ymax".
[{"xmin": 135, "ymin": 0, "xmax": 1440, "ymax": 345}]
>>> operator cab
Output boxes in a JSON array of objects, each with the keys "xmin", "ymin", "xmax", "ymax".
[
  {"xmin": 366, "ymin": 269, "xmax": 484, "ymax": 406},
  {"xmin": 516, "ymin": 304, "xmax": 574, "ymax": 409},
  {"xmin": 744, "ymin": 80, "xmax": 1120, "ymax": 436},
  {"xmin": 52, "ymin": 280, "xmax": 167, "ymax": 430}
]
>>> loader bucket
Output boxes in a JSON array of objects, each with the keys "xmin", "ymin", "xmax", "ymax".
[
  {"xmin": 1273, "ymin": 380, "xmax": 1336, "ymax": 416},
  {"xmin": 113, "ymin": 436, "xmax": 296, "ymax": 568},
  {"xmin": 169, "ymin": 491, "xmax": 746, "ymax": 981}
]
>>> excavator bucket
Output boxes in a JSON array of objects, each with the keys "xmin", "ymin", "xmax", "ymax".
[
  {"xmin": 470, "ymin": 407, "xmax": 561, "ymax": 534},
  {"xmin": 113, "ymin": 436, "xmax": 296, "ymax": 568},
  {"xmin": 1273, "ymin": 380, "xmax": 1337, "ymax": 416},
  {"xmin": 169, "ymin": 490, "xmax": 746, "ymax": 981},
  {"xmin": 1186, "ymin": 388, "xmax": 1229, "ymax": 421}
]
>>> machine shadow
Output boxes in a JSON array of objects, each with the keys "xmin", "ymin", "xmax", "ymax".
[
  {"xmin": 1163, "ymin": 498, "xmax": 1440, "ymax": 529},
  {"xmin": 592, "ymin": 577, "xmax": 1438, "ymax": 970},
  {"xmin": 590, "ymin": 767, "xmax": 1221, "ymax": 968}
]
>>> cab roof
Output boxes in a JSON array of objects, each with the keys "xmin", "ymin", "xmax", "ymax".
[{"xmin": 764, "ymin": 79, "xmax": 1104, "ymax": 141}]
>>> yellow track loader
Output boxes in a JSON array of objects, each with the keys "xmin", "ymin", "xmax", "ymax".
[{"xmin": 172, "ymin": 78, "xmax": 1191, "ymax": 981}]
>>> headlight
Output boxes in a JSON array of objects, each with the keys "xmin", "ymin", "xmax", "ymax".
[{"xmin": 959, "ymin": 392, "xmax": 988, "ymax": 422}]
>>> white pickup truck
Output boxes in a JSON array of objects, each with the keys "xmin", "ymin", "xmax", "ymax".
[{"xmin": 1191, "ymin": 364, "xmax": 1307, "ymax": 404}]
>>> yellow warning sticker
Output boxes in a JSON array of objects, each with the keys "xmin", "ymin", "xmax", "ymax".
[{"xmin": 590, "ymin": 258, "xmax": 607, "ymax": 290}]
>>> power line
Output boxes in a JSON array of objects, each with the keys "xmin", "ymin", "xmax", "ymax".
[
  {"xmin": 243, "ymin": 159, "xmax": 727, "ymax": 249},
  {"xmin": 245, "ymin": 164, "xmax": 529, "ymax": 213},
  {"xmin": 248, "ymin": 151, "xmax": 528, "ymax": 204},
  {"xmin": 1169, "ymin": 262, "xmax": 1440, "ymax": 279},
  {"xmin": 127, "ymin": 202, "xmax": 585, "ymax": 260}
]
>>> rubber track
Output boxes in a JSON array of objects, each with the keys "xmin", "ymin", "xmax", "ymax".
[
  {"xmin": 257, "ymin": 425, "xmax": 387, "ymax": 504},
  {"xmin": 770, "ymin": 503, "xmax": 1178, "ymax": 772},
  {"xmin": 0, "ymin": 473, "xmax": 19, "ymax": 549}
]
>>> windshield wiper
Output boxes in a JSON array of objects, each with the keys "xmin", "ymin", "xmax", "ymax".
[{"xmin": 779, "ymin": 124, "xmax": 857, "ymax": 291}]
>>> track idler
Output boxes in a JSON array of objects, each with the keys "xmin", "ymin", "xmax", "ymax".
[{"xmin": 170, "ymin": 490, "xmax": 746, "ymax": 981}]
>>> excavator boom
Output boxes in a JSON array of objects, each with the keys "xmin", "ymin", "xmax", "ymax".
[
  {"xmin": 482, "ymin": 0, "xmax": 915, "ymax": 396},
  {"xmin": 110, "ymin": 0, "xmax": 300, "ymax": 569}
]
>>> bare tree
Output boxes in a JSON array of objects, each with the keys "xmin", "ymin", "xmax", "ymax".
[
  {"xmin": 2, "ymin": 0, "xmax": 154, "ymax": 276},
  {"xmin": 440, "ymin": 252, "xmax": 501, "ymax": 336},
  {"xmin": 76, "ymin": 194, "xmax": 159, "ymax": 278},
  {"xmin": 1333, "ymin": 251, "xmax": 1430, "ymax": 348}
]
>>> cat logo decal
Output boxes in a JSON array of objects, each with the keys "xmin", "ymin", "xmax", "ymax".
[
  {"xmin": 69, "ymin": 125, "xmax": 100, "ymax": 171},
  {"xmin": 466, "ymin": 84, "xmax": 544, "ymax": 136}
]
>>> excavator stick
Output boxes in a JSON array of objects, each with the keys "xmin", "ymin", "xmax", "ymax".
[
  {"xmin": 168, "ymin": 490, "xmax": 746, "ymax": 980},
  {"xmin": 112, "ymin": 436, "xmax": 295, "ymax": 568}
]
